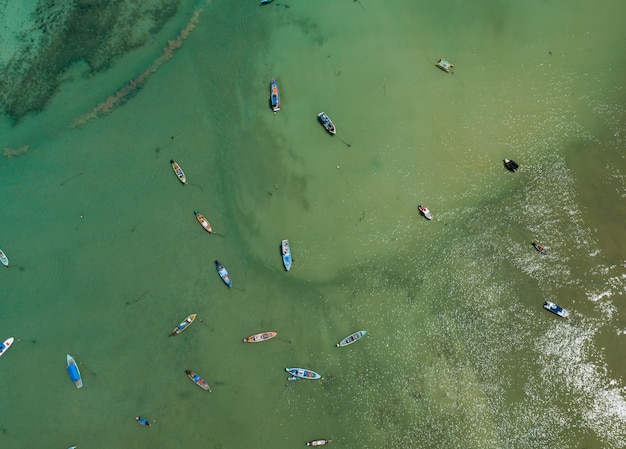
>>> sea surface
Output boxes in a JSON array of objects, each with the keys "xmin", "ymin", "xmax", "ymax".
[{"xmin": 1, "ymin": 1, "xmax": 625, "ymax": 448}]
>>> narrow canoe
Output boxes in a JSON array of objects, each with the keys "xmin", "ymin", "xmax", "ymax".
[
  {"xmin": 336, "ymin": 330, "xmax": 367, "ymax": 347},
  {"xmin": 215, "ymin": 260, "xmax": 232, "ymax": 287},
  {"xmin": 243, "ymin": 332, "xmax": 277, "ymax": 343},
  {"xmin": 285, "ymin": 368, "xmax": 322, "ymax": 380},
  {"xmin": 185, "ymin": 370, "xmax": 211, "ymax": 391},
  {"xmin": 281, "ymin": 240, "xmax": 292, "ymax": 271},
  {"xmin": 194, "ymin": 210, "xmax": 213, "ymax": 233},
  {"xmin": 66, "ymin": 354, "xmax": 83, "ymax": 389},
  {"xmin": 170, "ymin": 159, "xmax": 187, "ymax": 184},
  {"xmin": 170, "ymin": 313, "xmax": 197, "ymax": 336},
  {"xmin": 0, "ymin": 337, "xmax": 14, "ymax": 357},
  {"xmin": 317, "ymin": 112, "xmax": 336, "ymax": 135},
  {"xmin": 307, "ymin": 440, "xmax": 332, "ymax": 447},
  {"xmin": 0, "ymin": 249, "xmax": 8, "ymax": 266}
]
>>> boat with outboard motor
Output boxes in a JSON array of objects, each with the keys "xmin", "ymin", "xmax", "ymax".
[
  {"xmin": 185, "ymin": 369, "xmax": 211, "ymax": 391},
  {"xmin": 544, "ymin": 301, "xmax": 569, "ymax": 318},
  {"xmin": 317, "ymin": 112, "xmax": 336, "ymax": 135},
  {"xmin": 215, "ymin": 260, "xmax": 232, "ymax": 287},
  {"xmin": 243, "ymin": 332, "xmax": 278, "ymax": 343},
  {"xmin": 194, "ymin": 210, "xmax": 213, "ymax": 233},
  {"xmin": 170, "ymin": 160, "xmax": 187, "ymax": 184}
]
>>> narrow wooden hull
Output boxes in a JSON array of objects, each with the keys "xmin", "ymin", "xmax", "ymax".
[
  {"xmin": 185, "ymin": 370, "xmax": 211, "ymax": 391},
  {"xmin": 170, "ymin": 313, "xmax": 197, "ymax": 336},
  {"xmin": 0, "ymin": 337, "xmax": 14, "ymax": 357},
  {"xmin": 243, "ymin": 332, "xmax": 277, "ymax": 343},
  {"xmin": 66, "ymin": 354, "xmax": 83, "ymax": 389},
  {"xmin": 336, "ymin": 330, "xmax": 367, "ymax": 347},
  {"xmin": 215, "ymin": 260, "xmax": 232, "ymax": 287},
  {"xmin": 317, "ymin": 112, "xmax": 336, "ymax": 135},
  {"xmin": 170, "ymin": 159, "xmax": 187, "ymax": 184},
  {"xmin": 194, "ymin": 210, "xmax": 213, "ymax": 233},
  {"xmin": 281, "ymin": 240, "xmax": 292, "ymax": 271},
  {"xmin": 286, "ymin": 368, "xmax": 322, "ymax": 379},
  {"xmin": 0, "ymin": 249, "xmax": 8, "ymax": 266}
]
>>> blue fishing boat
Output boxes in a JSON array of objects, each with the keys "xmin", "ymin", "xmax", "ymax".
[
  {"xmin": 66, "ymin": 354, "xmax": 83, "ymax": 389},
  {"xmin": 285, "ymin": 367, "xmax": 322, "ymax": 380},
  {"xmin": 281, "ymin": 240, "xmax": 292, "ymax": 271},
  {"xmin": 215, "ymin": 260, "xmax": 232, "ymax": 287},
  {"xmin": 136, "ymin": 416, "xmax": 151, "ymax": 426}
]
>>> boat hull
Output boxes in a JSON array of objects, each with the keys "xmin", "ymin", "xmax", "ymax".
[
  {"xmin": 286, "ymin": 367, "xmax": 322, "ymax": 379},
  {"xmin": 136, "ymin": 416, "xmax": 151, "ymax": 426},
  {"xmin": 418, "ymin": 205, "xmax": 433, "ymax": 220},
  {"xmin": 170, "ymin": 314, "xmax": 197, "ymax": 336},
  {"xmin": 243, "ymin": 332, "xmax": 278, "ymax": 343},
  {"xmin": 194, "ymin": 210, "xmax": 213, "ymax": 233},
  {"xmin": 66, "ymin": 354, "xmax": 83, "ymax": 389},
  {"xmin": 281, "ymin": 240, "xmax": 292, "ymax": 271},
  {"xmin": 185, "ymin": 370, "xmax": 211, "ymax": 391},
  {"xmin": 317, "ymin": 112, "xmax": 336, "ymax": 135},
  {"xmin": 544, "ymin": 301, "xmax": 569, "ymax": 318},
  {"xmin": 0, "ymin": 337, "xmax": 14, "ymax": 357},
  {"xmin": 270, "ymin": 79, "xmax": 280, "ymax": 111},
  {"xmin": 0, "ymin": 249, "xmax": 8, "ymax": 266},
  {"xmin": 503, "ymin": 159, "xmax": 519, "ymax": 172},
  {"xmin": 337, "ymin": 330, "xmax": 367, "ymax": 347},
  {"xmin": 170, "ymin": 160, "xmax": 187, "ymax": 184},
  {"xmin": 215, "ymin": 260, "xmax": 232, "ymax": 287},
  {"xmin": 532, "ymin": 243, "xmax": 548, "ymax": 255},
  {"xmin": 307, "ymin": 440, "xmax": 332, "ymax": 447}
]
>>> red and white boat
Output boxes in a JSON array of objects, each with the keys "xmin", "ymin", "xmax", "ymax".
[{"xmin": 418, "ymin": 205, "xmax": 433, "ymax": 220}]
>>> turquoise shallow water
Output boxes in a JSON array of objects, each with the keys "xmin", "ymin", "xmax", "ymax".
[{"xmin": 1, "ymin": 1, "xmax": 625, "ymax": 448}]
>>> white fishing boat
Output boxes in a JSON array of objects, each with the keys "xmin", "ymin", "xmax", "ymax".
[
  {"xmin": 0, "ymin": 249, "xmax": 9, "ymax": 266},
  {"xmin": 0, "ymin": 337, "xmax": 14, "ymax": 357},
  {"xmin": 543, "ymin": 301, "xmax": 569, "ymax": 318}
]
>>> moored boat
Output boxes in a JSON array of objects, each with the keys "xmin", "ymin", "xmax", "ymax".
[
  {"xmin": 503, "ymin": 159, "xmax": 519, "ymax": 172},
  {"xmin": 215, "ymin": 260, "xmax": 232, "ymax": 287},
  {"xmin": 532, "ymin": 242, "xmax": 548, "ymax": 255},
  {"xmin": 285, "ymin": 367, "xmax": 322, "ymax": 380},
  {"xmin": 243, "ymin": 332, "xmax": 278, "ymax": 343},
  {"xmin": 281, "ymin": 240, "xmax": 292, "ymax": 271},
  {"xmin": 336, "ymin": 330, "xmax": 367, "ymax": 347},
  {"xmin": 270, "ymin": 78, "xmax": 280, "ymax": 112},
  {"xmin": 170, "ymin": 313, "xmax": 197, "ymax": 336},
  {"xmin": 418, "ymin": 205, "xmax": 433, "ymax": 220},
  {"xmin": 136, "ymin": 416, "xmax": 151, "ymax": 426},
  {"xmin": 0, "ymin": 337, "xmax": 14, "ymax": 357},
  {"xmin": 170, "ymin": 159, "xmax": 187, "ymax": 184},
  {"xmin": 194, "ymin": 210, "xmax": 213, "ymax": 233},
  {"xmin": 66, "ymin": 354, "xmax": 83, "ymax": 389},
  {"xmin": 436, "ymin": 57, "xmax": 454, "ymax": 73},
  {"xmin": 307, "ymin": 440, "xmax": 332, "ymax": 447},
  {"xmin": 543, "ymin": 301, "xmax": 569, "ymax": 318},
  {"xmin": 317, "ymin": 112, "xmax": 336, "ymax": 135},
  {"xmin": 185, "ymin": 369, "xmax": 211, "ymax": 391},
  {"xmin": 0, "ymin": 249, "xmax": 8, "ymax": 266}
]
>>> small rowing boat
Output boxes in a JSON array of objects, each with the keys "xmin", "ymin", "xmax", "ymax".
[
  {"xmin": 243, "ymin": 332, "xmax": 277, "ymax": 343},
  {"xmin": 270, "ymin": 78, "xmax": 280, "ymax": 112},
  {"xmin": 185, "ymin": 369, "xmax": 211, "ymax": 391},
  {"xmin": 418, "ymin": 205, "xmax": 433, "ymax": 220},
  {"xmin": 285, "ymin": 367, "xmax": 322, "ymax": 380},
  {"xmin": 0, "ymin": 249, "xmax": 8, "ymax": 266},
  {"xmin": 436, "ymin": 57, "xmax": 454, "ymax": 73},
  {"xmin": 215, "ymin": 260, "xmax": 232, "ymax": 287},
  {"xmin": 194, "ymin": 210, "xmax": 213, "ymax": 233},
  {"xmin": 336, "ymin": 330, "xmax": 367, "ymax": 347},
  {"xmin": 170, "ymin": 159, "xmax": 187, "ymax": 184},
  {"xmin": 170, "ymin": 313, "xmax": 197, "ymax": 336},
  {"xmin": 544, "ymin": 301, "xmax": 569, "ymax": 318},
  {"xmin": 317, "ymin": 112, "xmax": 336, "ymax": 135},
  {"xmin": 503, "ymin": 159, "xmax": 519, "ymax": 172},
  {"xmin": 532, "ymin": 242, "xmax": 548, "ymax": 255},
  {"xmin": 136, "ymin": 416, "xmax": 151, "ymax": 426},
  {"xmin": 281, "ymin": 239, "xmax": 292, "ymax": 271},
  {"xmin": 307, "ymin": 440, "xmax": 332, "ymax": 447},
  {"xmin": 66, "ymin": 354, "xmax": 83, "ymax": 389},
  {"xmin": 0, "ymin": 337, "xmax": 14, "ymax": 357}
]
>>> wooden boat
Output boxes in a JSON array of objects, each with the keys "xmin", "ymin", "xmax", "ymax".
[
  {"xmin": 185, "ymin": 369, "xmax": 211, "ymax": 391},
  {"xmin": 66, "ymin": 354, "xmax": 83, "ymax": 389},
  {"xmin": 285, "ymin": 368, "xmax": 322, "ymax": 380},
  {"xmin": 503, "ymin": 159, "xmax": 519, "ymax": 172},
  {"xmin": 307, "ymin": 440, "xmax": 332, "ymax": 447},
  {"xmin": 215, "ymin": 260, "xmax": 232, "ymax": 287},
  {"xmin": 336, "ymin": 330, "xmax": 367, "ymax": 347},
  {"xmin": 170, "ymin": 313, "xmax": 197, "ymax": 336},
  {"xmin": 0, "ymin": 337, "xmax": 14, "ymax": 357},
  {"xmin": 436, "ymin": 58, "xmax": 454, "ymax": 73},
  {"xmin": 281, "ymin": 239, "xmax": 292, "ymax": 271},
  {"xmin": 243, "ymin": 332, "xmax": 277, "ymax": 343},
  {"xmin": 135, "ymin": 416, "xmax": 151, "ymax": 426},
  {"xmin": 317, "ymin": 112, "xmax": 336, "ymax": 135},
  {"xmin": 170, "ymin": 159, "xmax": 187, "ymax": 184},
  {"xmin": 532, "ymin": 242, "xmax": 548, "ymax": 255},
  {"xmin": 0, "ymin": 249, "xmax": 8, "ymax": 266},
  {"xmin": 270, "ymin": 79, "xmax": 280, "ymax": 112},
  {"xmin": 194, "ymin": 210, "xmax": 213, "ymax": 233},
  {"xmin": 544, "ymin": 301, "xmax": 569, "ymax": 318},
  {"xmin": 418, "ymin": 205, "xmax": 433, "ymax": 220}
]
